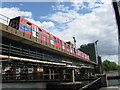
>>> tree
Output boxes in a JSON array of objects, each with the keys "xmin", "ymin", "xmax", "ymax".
[
  {"xmin": 118, "ymin": 65, "xmax": 120, "ymax": 70},
  {"xmin": 103, "ymin": 60, "xmax": 118, "ymax": 71}
]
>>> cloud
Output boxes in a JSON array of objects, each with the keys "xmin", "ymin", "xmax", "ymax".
[
  {"xmin": 52, "ymin": 4, "xmax": 69, "ymax": 12},
  {"xmin": 102, "ymin": 55, "xmax": 118, "ymax": 64},
  {"xmin": 26, "ymin": 18, "xmax": 55, "ymax": 31},
  {"xmin": 1, "ymin": 2, "xmax": 118, "ymax": 63},
  {"xmin": 42, "ymin": 1, "xmax": 118, "ymax": 64},
  {"xmin": 0, "ymin": 7, "xmax": 32, "ymax": 25},
  {"xmin": 48, "ymin": 12, "xmax": 72, "ymax": 23},
  {"xmin": 0, "ymin": 7, "xmax": 32, "ymax": 18},
  {"xmin": 0, "ymin": 7, "xmax": 55, "ymax": 30}
]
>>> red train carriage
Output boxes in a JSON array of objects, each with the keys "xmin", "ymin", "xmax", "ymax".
[{"xmin": 9, "ymin": 16, "xmax": 90, "ymax": 61}]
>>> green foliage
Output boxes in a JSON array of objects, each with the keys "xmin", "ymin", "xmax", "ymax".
[
  {"xmin": 103, "ymin": 60, "xmax": 119, "ymax": 71},
  {"xmin": 118, "ymin": 65, "xmax": 120, "ymax": 70}
]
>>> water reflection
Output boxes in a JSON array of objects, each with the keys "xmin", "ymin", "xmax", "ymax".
[
  {"xmin": 2, "ymin": 81, "xmax": 91, "ymax": 90},
  {"xmin": 2, "ymin": 82, "xmax": 46, "ymax": 89},
  {"xmin": 108, "ymin": 79, "xmax": 120, "ymax": 86}
]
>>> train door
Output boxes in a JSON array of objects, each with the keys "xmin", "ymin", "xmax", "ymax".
[
  {"xmin": 19, "ymin": 18, "xmax": 26, "ymax": 32},
  {"xmin": 32, "ymin": 25, "xmax": 38, "ymax": 37},
  {"xmin": 37, "ymin": 28, "xmax": 43, "ymax": 40},
  {"xmin": 46, "ymin": 32, "xmax": 50, "ymax": 43},
  {"xmin": 50, "ymin": 35, "xmax": 54, "ymax": 45},
  {"xmin": 76, "ymin": 49, "xmax": 78, "ymax": 55},
  {"xmin": 55, "ymin": 38, "xmax": 59, "ymax": 48},
  {"xmin": 62, "ymin": 42, "xmax": 65, "ymax": 50},
  {"xmin": 78, "ymin": 50, "xmax": 81, "ymax": 56},
  {"xmin": 25, "ymin": 22, "xmax": 32, "ymax": 35},
  {"xmin": 54, "ymin": 37, "xmax": 57, "ymax": 47},
  {"xmin": 42, "ymin": 31, "xmax": 47, "ymax": 42},
  {"xmin": 74, "ymin": 48, "xmax": 76, "ymax": 54},
  {"xmin": 70, "ymin": 46, "xmax": 72, "ymax": 53},
  {"xmin": 59, "ymin": 40, "xmax": 62, "ymax": 48},
  {"xmin": 67, "ymin": 45, "xmax": 70, "ymax": 52}
]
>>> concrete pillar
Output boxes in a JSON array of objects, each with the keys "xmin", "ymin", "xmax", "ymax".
[
  {"xmin": 72, "ymin": 69, "xmax": 75, "ymax": 82},
  {"xmin": 49, "ymin": 69, "xmax": 51, "ymax": 79}
]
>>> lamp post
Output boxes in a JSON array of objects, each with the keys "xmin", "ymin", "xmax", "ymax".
[
  {"xmin": 94, "ymin": 40, "xmax": 99, "ymax": 63},
  {"xmin": 73, "ymin": 37, "xmax": 76, "ymax": 48}
]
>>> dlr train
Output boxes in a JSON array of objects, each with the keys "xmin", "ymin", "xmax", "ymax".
[{"xmin": 9, "ymin": 16, "xmax": 90, "ymax": 60}]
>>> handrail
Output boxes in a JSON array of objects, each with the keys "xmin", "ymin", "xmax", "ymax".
[
  {"xmin": 0, "ymin": 14, "xmax": 10, "ymax": 24},
  {"xmin": 1, "ymin": 43, "xmax": 63, "ymax": 61},
  {"xmin": 79, "ymin": 78, "xmax": 101, "ymax": 90}
]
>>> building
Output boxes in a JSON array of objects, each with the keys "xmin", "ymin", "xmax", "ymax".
[
  {"xmin": 78, "ymin": 43, "xmax": 98, "ymax": 63},
  {"xmin": 112, "ymin": 0, "xmax": 120, "ymax": 65}
]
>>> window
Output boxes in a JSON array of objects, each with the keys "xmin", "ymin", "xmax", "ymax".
[
  {"xmin": 32, "ymin": 25, "xmax": 35, "ymax": 31},
  {"xmin": 26, "ymin": 24, "xmax": 31, "ymax": 30},
  {"xmin": 50, "ymin": 35, "xmax": 54, "ymax": 40},
  {"xmin": 54, "ymin": 37, "xmax": 56, "ymax": 41},
  {"xmin": 59, "ymin": 40, "xmax": 62, "ymax": 45},
  {"xmin": 37, "ymin": 28, "xmax": 42, "ymax": 35},
  {"xmin": 42, "ymin": 31, "xmax": 46, "ymax": 37},
  {"xmin": 27, "ymin": 22, "xmax": 31, "ymax": 25},
  {"xmin": 44, "ymin": 32, "xmax": 49, "ymax": 38},
  {"xmin": 21, "ymin": 19, "xmax": 26, "ymax": 25}
]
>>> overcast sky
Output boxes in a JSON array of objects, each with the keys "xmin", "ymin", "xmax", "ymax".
[{"xmin": 0, "ymin": 0, "xmax": 119, "ymax": 64}]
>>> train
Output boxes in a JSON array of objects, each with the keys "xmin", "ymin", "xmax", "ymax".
[{"xmin": 9, "ymin": 16, "xmax": 90, "ymax": 60}]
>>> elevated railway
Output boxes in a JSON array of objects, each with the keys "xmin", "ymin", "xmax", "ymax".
[{"xmin": 0, "ymin": 16, "xmax": 97, "ymax": 82}]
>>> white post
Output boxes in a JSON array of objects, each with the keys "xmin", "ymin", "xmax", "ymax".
[{"xmin": 72, "ymin": 69, "xmax": 75, "ymax": 82}]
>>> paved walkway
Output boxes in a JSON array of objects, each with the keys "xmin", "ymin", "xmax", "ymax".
[{"xmin": 99, "ymin": 86, "xmax": 120, "ymax": 90}]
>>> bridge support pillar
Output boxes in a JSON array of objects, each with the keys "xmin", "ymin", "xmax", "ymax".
[{"xmin": 72, "ymin": 69, "xmax": 75, "ymax": 82}]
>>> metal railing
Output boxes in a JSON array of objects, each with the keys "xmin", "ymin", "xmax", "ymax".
[
  {"xmin": 0, "ymin": 14, "xmax": 10, "ymax": 25},
  {"xmin": 1, "ymin": 43, "xmax": 71, "ymax": 63},
  {"xmin": 79, "ymin": 78, "xmax": 101, "ymax": 90}
]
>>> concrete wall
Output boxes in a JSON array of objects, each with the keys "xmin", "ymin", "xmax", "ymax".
[{"xmin": 104, "ymin": 71, "xmax": 119, "ymax": 76}]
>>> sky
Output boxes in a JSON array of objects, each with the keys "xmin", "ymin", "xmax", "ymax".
[{"xmin": 0, "ymin": 0, "xmax": 119, "ymax": 64}]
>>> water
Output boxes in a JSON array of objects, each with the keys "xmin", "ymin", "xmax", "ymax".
[
  {"xmin": 1, "ymin": 81, "xmax": 90, "ymax": 90},
  {"xmin": 2, "ymin": 82, "xmax": 46, "ymax": 90},
  {"xmin": 2, "ymin": 79, "xmax": 120, "ymax": 90},
  {"xmin": 108, "ymin": 79, "xmax": 120, "ymax": 86}
]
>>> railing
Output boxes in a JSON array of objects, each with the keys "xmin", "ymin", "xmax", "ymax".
[
  {"xmin": 79, "ymin": 78, "xmax": 102, "ymax": 90},
  {"xmin": 1, "ymin": 43, "xmax": 70, "ymax": 63},
  {"xmin": 0, "ymin": 14, "xmax": 10, "ymax": 25}
]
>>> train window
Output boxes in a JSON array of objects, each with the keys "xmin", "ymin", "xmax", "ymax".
[
  {"xmin": 27, "ymin": 22, "xmax": 31, "ymax": 25},
  {"xmin": 50, "ymin": 35, "xmax": 54, "ymax": 40},
  {"xmin": 43, "ymin": 32, "xmax": 49, "ymax": 38},
  {"xmin": 21, "ymin": 19, "xmax": 26, "ymax": 25},
  {"xmin": 59, "ymin": 40, "xmax": 62, "ymax": 45},
  {"xmin": 42, "ymin": 31, "xmax": 46, "ymax": 37},
  {"xmin": 36, "ymin": 32, "xmax": 39, "ymax": 37},
  {"xmin": 64, "ymin": 43, "xmax": 66, "ymax": 48},
  {"xmin": 62, "ymin": 42, "xmax": 64, "ymax": 46},
  {"xmin": 20, "ymin": 24, "xmax": 25, "ymax": 29},
  {"xmin": 38, "ymin": 28, "xmax": 42, "ymax": 35},
  {"xmin": 26, "ymin": 24, "xmax": 31, "ymax": 30},
  {"xmin": 46, "ymin": 33, "xmax": 49, "ymax": 38},
  {"xmin": 32, "ymin": 25, "xmax": 35, "ymax": 31},
  {"xmin": 36, "ymin": 27, "xmax": 38, "ymax": 32},
  {"xmin": 54, "ymin": 37, "xmax": 56, "ymax": 41}
]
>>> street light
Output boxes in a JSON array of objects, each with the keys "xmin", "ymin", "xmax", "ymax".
[{"xmin": 94, "ymin": 40, "xmax": 99, "ymax": 63}]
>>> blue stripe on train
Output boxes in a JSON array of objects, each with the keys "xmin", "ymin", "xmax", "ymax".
[{"xmin": 19, "ymin": 26, "xmax": 31, "ymax": 31}]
